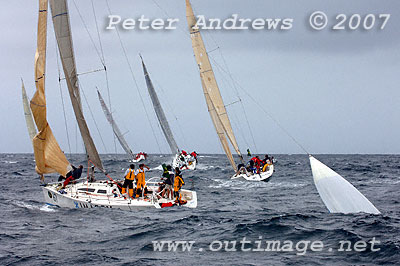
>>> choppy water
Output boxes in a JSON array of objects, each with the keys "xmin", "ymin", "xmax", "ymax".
[{"xmin": 0, "ymin": 154, "xmax": 399, "ymax": 265}]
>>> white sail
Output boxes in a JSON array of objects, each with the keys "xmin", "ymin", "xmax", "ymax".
[
  {"xmin": 49, "ymin": 0, "xmax": 103, "ymax": 170},
  {"xmin": 22, "ymin": 80, "xmax": 37, "ymax": 141},
  {"xmin": 97, "ymin": 90, "xmax": 135, "ymax": 159},
  {"xmin": 186, "ymin": 0, "xmax": 241, "ymax": 171},
  {"xmin": 310, "ymin": 156, "xmax": 380, "ymax": 214},
  {"xmin": 140, "ymin": 57, "xmax": 179, "ymax": 155}
]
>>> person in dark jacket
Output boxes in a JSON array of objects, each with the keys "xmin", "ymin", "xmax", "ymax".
[
  {"xmin": 161, "ymin": 165, "xmax": 174, "ymax": 199},
  {"xmin": 62, "ymin": 165, "xmax": 83, "ymax": 188}
]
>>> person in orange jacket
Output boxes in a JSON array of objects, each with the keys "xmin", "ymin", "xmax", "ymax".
[{"xmin": 135, "ymin": 163, "xmax": 150, "ymax": 198}]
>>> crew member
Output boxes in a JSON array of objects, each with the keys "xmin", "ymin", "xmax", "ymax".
[
  {"xmin": 174, "ymin": 167, "xmax": 185, "ymax": 201},
  {"xmin": 135, "ymin": 163, "xmax": 150, "ymax": 198},
  {"xmin": 62, "ymin": 165, "xmax": 83, "ymax": 188},
  {"xmin": 122, "ymin": 164, "xmax": 135, "ymax": 198}
]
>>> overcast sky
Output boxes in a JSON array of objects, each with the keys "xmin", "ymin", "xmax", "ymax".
[{"xmin": 1, "ymin": 0, "xmax": 399, "ymax": 155}]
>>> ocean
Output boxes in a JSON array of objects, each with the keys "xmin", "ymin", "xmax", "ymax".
[{"xmin": 0, "ymin": 153, "xmax": 399, "ymax": 265}]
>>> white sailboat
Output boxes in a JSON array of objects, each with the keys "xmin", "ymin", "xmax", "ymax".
[
  {"xmin": 26, "ymin": 0, "xmax": 197, "ymax": 209},
  {"xmin": 185, "ymin": 0, "xmax": 273, "ymax": 181},
  {"xmin": 140, "ymin": 56, "xmax": 197, "ymax": 170},
  {"xmin": 97, "ymin": 90, "xmax": 147, "ymax": 163}
]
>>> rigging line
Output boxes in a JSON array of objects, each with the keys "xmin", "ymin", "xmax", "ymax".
[
  {"xmin": 72, "ymin": 0, "xmax": 105, "ymax": 67},
  {"xmin": 78, "ymin": 80, "xmax": 109, "ymax": 154},
  {"xmin": 105, "ymin": 0, "xmax": 163, "ymax": 154},
  {"xmin": 55, "ymin": 42, "xmax": 72, "ymax": 155},
  {"xmin": 215, "ymin": 47, "xmax": 258, "ymax": 154},
  {"xmin": 91, "ymin": 0, "xmax": 117, "ymax": 154},
  {"xmin": 210, "ymin": 58, "xmax": 310, "ymax": 155}
]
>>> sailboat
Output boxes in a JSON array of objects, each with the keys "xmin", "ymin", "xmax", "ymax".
[
  {"xmin": 26, "ymin": 0, "xmax": 197, "ymax": 209},
  {"xmin": 185, "ymin": 0, "xmax": 273, "ymax": 181},
  {"xmin": 97, "ymin": 90, "xmax": 147, "ymax": 163},
  {"xmin": 185, "ymin": 0, "xmax": 379, "ymax": 213},
  {"xmin": 140, "ymin": 56, "xmax": 197, "ymax": 170}
]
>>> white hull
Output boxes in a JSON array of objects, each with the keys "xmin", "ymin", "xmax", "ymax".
[
  {"xmin": 42, "ymin": 178, "xmax": 197, "ymax": 209},
  {"xmin": 172, "ymin": 154, "xmax": 197, "ymax": 170},
  {"xmin": 132, "ymin": 154, "xmax": 146, "ymax": 163},
  {"xmin": 231, "ymin": 164, "xmax": 274, "ymax": 182}
]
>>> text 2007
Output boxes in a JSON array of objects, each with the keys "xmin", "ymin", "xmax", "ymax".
[{"xmin": 333, "ymin": 14, "xmax": 390, "ymax": 30}]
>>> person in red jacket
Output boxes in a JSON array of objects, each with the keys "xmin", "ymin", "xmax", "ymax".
[{"xmin": 251, "ymin": 156, "xmax": 262, "ymax": 174}]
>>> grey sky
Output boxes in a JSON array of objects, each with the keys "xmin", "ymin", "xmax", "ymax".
[{"xmin": 1, "ymin": 0, "xmax": 399, "ymax": 155}]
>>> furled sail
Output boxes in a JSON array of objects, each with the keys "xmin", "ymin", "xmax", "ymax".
[
  {"xmin": 30, "ymin": 0, "xmax": 70, "ymax": 176},
  {"xmin": 185, "ymin": 0, "xmax": 241, "ymax": 171},
  {"xmin": 97, "ymin": 90, "xmax": 135, "ymax": 159},
  {"xmin": 22, "ymin": 80, "xmax": 37, "ymax": 141},
  {"xmin": 140, "ymin": 56, "xmax": 179, "ymax": 155},
  {"xmin": 310, "ymin": 156, "xmax": 380, "ymax": 214},
  {"xmin": 50, "ymin": 0, "xmax": 103, "ymax": 170}
]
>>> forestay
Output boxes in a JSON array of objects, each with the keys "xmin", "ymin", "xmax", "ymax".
[
  {"xmin": 97, "ymin": 90, "xmax": 135, "ymax": 159},
  {"xmin": 30, "ymin": 0, "xmax": 70, "ymax": 176},
  {"xmin": 141, "ymin": 57, "xmax": 179, "ymax": 155},
  {"xmin": 310, "ymin": 156, "xmax": 380, "ymax": 214},
  {"xmin": 50, "ymin": 0, "xmax": 103, "ymax": 170}
]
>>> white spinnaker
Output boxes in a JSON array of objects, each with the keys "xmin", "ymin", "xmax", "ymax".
[
  {"xmin": 97, "ymin": 90, "xmax": 135, "ymax": 160},
  {"xmin": 310, "ymin": 156, "xmax": 380, "ymax": 214}
]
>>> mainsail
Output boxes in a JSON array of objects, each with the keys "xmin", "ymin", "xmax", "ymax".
[
  {"xmin": 49, "ymin": 0, "xmax": 103, "ymax": 170},
  {"xmin": 140, "ymin": 57, "xmax": 179, "ymax": 154},
  {"xmin": 310, "ymin": 156, "xmax": 380, "ymax": 214},
  {"xmin": 22, "ymin": 80, "xmax": 37, "ymax": 141},
  {"xmin": 186, "ymin": 0, "xmax": 241, "ymax": 170},
  {"xmin": 97, "ymin": 90, "xmax": 135, "ymax": 159},
  {"xmin": 30, "ymin": 0, "xmax": 70, "ymax": 176}
]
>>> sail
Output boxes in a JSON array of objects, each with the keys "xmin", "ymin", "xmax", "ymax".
[
  {"xmin": 22, "ymin": 80, "xmax": 37, "ymax": 141},
  {"xmin": 50, "ymin": 0, "xmax": 103, "ymax": 170},
  {"xmin": 30, "ymin": 0, "xmax": 70, "ymax": 176},
  {"xmin": 140, "ymin": 57, "xmax": 179, "ymax": 154},
  {"xmin": 97, "ymin": 90, "xmax": 135, "ymax": 159},
  {"xmin": 310, "ymin": 156, "xmax": 380, "ymax": 214},
  {"xmin": 186, "ymin": 0, "xmax": 241, "ymax": 170},
  {"xmin": 204, "ymin": 81, "xmax": 236, "ymax": 170}
]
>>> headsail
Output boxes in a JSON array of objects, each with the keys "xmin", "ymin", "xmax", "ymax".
[
  {"xmin": 22, "ymin": 80, "xmax": 37, "ymax": 141},
  {"xmin": 49, "ymin": 0, "xmax": 103, "ymax": 170},
  {"xmin": 30, "ymin": 0, "xmax": 70, "ymax": 176},
  {"xmin": 97, "ymin": 90, "xmax": 135, "ymax": 159},
  {"xmin": 140, "ymin": 56, "xmax": 179, "ymax": 155},
  {"xmin": 310, "ymin": 156, "xmax": 380, "ymax": 214},
  {"xmin": 186, "ymin": 0, "xmax": 241, "ymax": 171}
]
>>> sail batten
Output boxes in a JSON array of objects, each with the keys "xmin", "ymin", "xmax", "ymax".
[
  {"xmin": 30, "ymin": 0, "xmax": 70, "ymax": 176},
  {"xmin": 141, "ymin": 57, "xmax": 179, "ymax": 155},
  {"xmin": 97, "ymin": 90, "xmax": 135, "ymax": 159},
  {"xmin": 186, "ymin": 0, "xmax": 241, "ymax": 171},
  {"xmin": 50, "ymin": 0, "xmax": 103, "ymax": 170}
]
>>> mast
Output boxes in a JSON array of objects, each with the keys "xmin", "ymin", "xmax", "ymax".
[
  {"xmin": 49, "ymin": 0, "xmax": 103, "ymax": 170},
  {"xmin": 22, "ymin": 80, "xmax": 37, "ymax": 141},
  {"xmin": 97, "ymin": 90, "xmax": 136, "ymax": 159},
  {"xmin": 140, "ymin": 56, "xmax": 179, "ymax": 155},
  {"xmin": 30, "ymin": 0, "xmax": 70, "ymax": 176},
  {"xmin": 185, "ymin": 0, "xmax": 241, "ymax": 171}
]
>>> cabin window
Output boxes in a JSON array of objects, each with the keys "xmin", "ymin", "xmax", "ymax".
[
  {"xmin": 78, "ymin": 188, "xmax": 95, "ymax": 193},
  {"xmin": 97, "ymin": 189, "xmax": 107, "ymax": 194}
]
